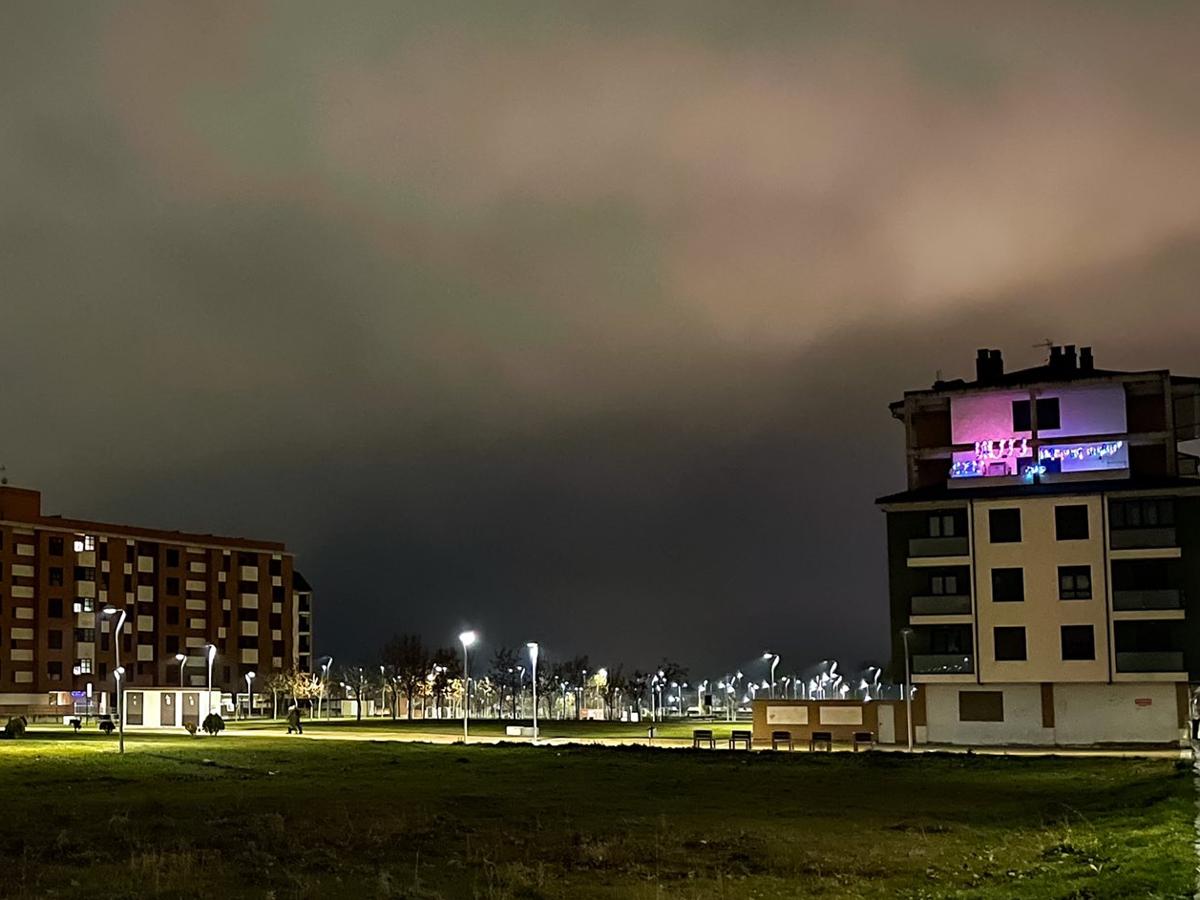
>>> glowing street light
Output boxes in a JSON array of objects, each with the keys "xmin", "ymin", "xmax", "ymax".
[
  {"xmin": 526, "ymin": 642, "xmax": 539, "ymax": 744},
  {"xmin": 459, "ymin": 630, "xmax": 477, "ymax": 742},
  {"xmin": 245, "ymin": 671, "xmax": 256, "ymax": 719},
  {"xmin": 175, "ymin": 652, "xmax": 188, "ymax": 688},
  {"xmin": 102, "ymin": 606, "xmax": 128, "ymax": 678},
  {"xmin": 204, "ymin": 644, "xmax": 217, "ymax": 721},
  {"xmin": 762, "ymin": 652, "xmax": 780, "ymax": 699},
  {"xmin": 113, "ymin": 665, "xmax": 126, "ymax": 755}
]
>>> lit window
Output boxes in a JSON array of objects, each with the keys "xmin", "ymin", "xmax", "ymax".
[{"xmin": 77, "ymin": 658, "xmax": 93, "ymax": 674}]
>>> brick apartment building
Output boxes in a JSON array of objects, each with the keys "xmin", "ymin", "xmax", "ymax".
[{"xmin": 0, "ymin": 485, "xmax": 313, "ymax": 718}]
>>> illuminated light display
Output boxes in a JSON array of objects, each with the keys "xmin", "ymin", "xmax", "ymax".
[
  {"xmin": 1037, "ymin": 441, "xmax": 1124, "ymax": 463},
  {"xmin": 952, "ymin": 440, "xmax": 1126, "ymax": 479}
]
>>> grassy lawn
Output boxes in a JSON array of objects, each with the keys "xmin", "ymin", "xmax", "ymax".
[
  {"xmin": 0, "ymin": 729, "xmax": 1191, "ymax": 899},
  {"xmin": 227, "ymin": 716, "xmax": 745, "ymax": 741}
]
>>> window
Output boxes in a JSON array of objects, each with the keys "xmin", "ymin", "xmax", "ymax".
[
  {"xmin": 1061, "ymin": 625, "xmax": 1096, "ymax": 661},
  {"xmin": 988, "ymin": 508, "xmax": 1021, "ymax": 543},
  {"xmin": 272, "ymin": 586, "xmax": 284, "ymax": 602},
  {"xmin": 166, "ymin": 577, "xmax": 180, "ymax": 596},
  {"xmin": 1012, "ymin": 397, "xmax": 1060, "ymax": 431},
  {"xmin": 238, "ymin": 552, "xmax": 257, "ymax": 565},
  {"xmin": 74, "ymin": 567, "xmax": 95, "ymax": 582},
  {"xmin": 47, "ymin": 597, "xmax": 63, "ymax": 618},
  {"xmin": 1110, "ymin": 498, "xmax": 1175, "ymax": 529},
  {"xmin": 991, "ymin": 568, "xmax": 1024, "ymax": 602},
  {"xmin": 166, "ymin": 549, "xmax": 180, "ymax": 567},
  {"xmin": 958, "ymin": 691, "xmax": 1004, "ymax": 722},
  {"xmin": 1055, "ymin": 505, "xmax": 1089, "ymax": 541},
  {"xmin": 72, "ymin": 598, "xmax": 94, "ymax": 614},
  {"xmin": 166, "ymin": 606, "xmax": 180, "ymax": 625},
  {"xmin": 237, "ymin": 607, "xmax": 257, "ymax": 621},
  {"xmin": 48, "ymin": 567, "xmax": 63, "ymax": 586},
  {"xmin": 73, "ymin": 535, "xmax": 96, "ymax": 552},
  {"xmin": 74, "ymin": 628, "xmax": 96, "ymax": 643},
  {"xmin": 239, "ymin": 581, "xmax": 257, "ymax": 594},
  {"xmin": 1059, "ymin": 566, "xmax": 1092, "ymax": 600},
  {"xmin": 166, "ymin": 635, "xmax": 179, "ymax": 654},
  {"xmin": 269, "ymin": 558, "xmax": 282, "ymax": 576},
  {"xmin": 47, "ymin": 661, "xmax": 62, "ymax": 682},
  {"xmin": 77, "ymin": 657, "xmax": 93, "ymax": 674},
  {"xmin": 48, "ymin": 630, "xmax": 63, "ymax": 650},
  {"xmin": 238, "ymin": 636, "xmax": 258, "ymax": 649},
  {"xmin": 930, "ymin": 574, "xmax": 959, "ymax": 595},
  {"xmin": 48, "ymin": 537, "xmax": 63, "ymax": 556},
  {"xmin": 994, "ymin": 627, "xmax": 1027, "ymax": 661},
  {"xmin": 928, "ymin": 514, "xmax": 957, "ymax": 537}
]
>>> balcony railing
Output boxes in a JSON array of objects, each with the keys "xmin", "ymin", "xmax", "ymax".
[
  {"xmin": 1115, "ymin": 651, "xmax": 1185, "ymax": 673},
  {"xmin": 1112, "ymin": 589, "xmax": 1184, "ymax": 611},
  {"xmin": 908, "ymin": 536, "xmax": 969, "ymax": 558},
  {"xmin": 911, "ymin": 594, "xmax": 972, "ymax": 616},
  {"xmin": 911, "ymin": 654, "xmax": 974, "ymax": 675},
  {"xmin": 1110, "ymin": 528, "xmax": 1176, "ymax": 550}
]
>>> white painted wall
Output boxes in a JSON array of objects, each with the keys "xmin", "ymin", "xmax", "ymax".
[
  {"xmin": 1054, "ymin": 682, "xmax": 1181, "ymax": 744},
  {"xmin": 925, "ymin": 684, "xmax": 1054, "ymax": 746}
]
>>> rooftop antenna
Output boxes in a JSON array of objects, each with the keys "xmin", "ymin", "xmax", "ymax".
[{"xmin": 1033, "ymin": 338, "xmax": 1054, "ymax": 362}]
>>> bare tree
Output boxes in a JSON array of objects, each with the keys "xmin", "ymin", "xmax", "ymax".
[
  {"xmin": 431, "ymin": 646, "xmax": 461, "ymax": 718},
  {"xmin": 489, "ymin": 646, "xmax": 519, "ymax": 718},
  {"xmin": 382, "ymin": 634, "xmax": 431, "ymax": 720},
  {"xmin": 336, "ymin": 665, "xmax": 380, "ymax": 722}
]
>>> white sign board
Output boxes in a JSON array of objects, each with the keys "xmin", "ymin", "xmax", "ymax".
[
  {"xmin": 766, "ymin": 706, "xmax": 809, "ymax": 725},
  {"xmin": 819, "ymin": 706, "xmax": 864, "ymax": 726}
]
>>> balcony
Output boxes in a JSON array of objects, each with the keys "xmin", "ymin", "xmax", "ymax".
[
  {"xmin": 911, "ymin": 594, "xmax": 972, "ymax": 616},
  {"xmin": 1115, "ymin": 651, "xmax": 1185, "ymax": 673},
  {"xmin": 1110, "ymin": 528, "xmax": 1176, "ymax": 550},
  {"xmin": 908, "ymin": 536, "xmax": 969, "ymax": 558},
  {"xmin": 911, "ymin": 654, "xmax": 974, "ymax": 675},
  {"xmin": 1112, "ymin": 589, "xmax": 1184, "ymax": 611}
]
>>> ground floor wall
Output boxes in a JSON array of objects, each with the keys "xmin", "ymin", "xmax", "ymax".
[
  {"xmin": 921, "ymin": 681, "xmax": 1186, "ymax": 746},
  {"xmin": 751, "ymin": 700, "xmax": 902, "ymax": 745}
]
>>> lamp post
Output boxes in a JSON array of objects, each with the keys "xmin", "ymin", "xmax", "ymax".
[
  {"xmin": 901, "ymin": 627, "xmax": 914, "ymax": 752},
  {"xmin": 245, "ymin": 671, "xmax": 256, "ymax": 719},
  {"xmin": 526, "ymin": 642, "xmax": 539, "ymax": 744},
  {"xmin": 318, "ymin": 656, "xmax": 333, "ymax": 720},
  {"xmin": 175, "ymin": 653, "xmax": 187, "ymax": 688},
  {"xmin": 762, "ymin": 652, "xmax": 780, "ymax": 699},
  {"xmin": 459, "ymin": 630, "xmax": 477, "ymax": 742},
  {"xmin": 113, "ymin": 665, "xmax": 126, "ymax": 754},
  {"xmin": 102, "ymin": 606, "xmax": 128, "ymax": 716},
  {"xmin": 204, "ymin": 643, "xmax": 217, "ymax": 721}
]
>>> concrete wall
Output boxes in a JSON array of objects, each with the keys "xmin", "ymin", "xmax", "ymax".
[
  {"xmin": 752, "ymin": 700, "xmax": 900, "ymax": 745},
  {"xmin": 925, "ymin": 683, "xmax": 1052, "ymax": 746},
  {"xmin": 121, "ymin": 688, "xmax": 220, "ymax": 729}
]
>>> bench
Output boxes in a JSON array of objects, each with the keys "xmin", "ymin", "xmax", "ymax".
[
  {"xmin": 770, "ymin": 730, "xmax": 793, "ymax": 751},
  {"xmin": 729, "ymin": 729, "xmax": 752, "ymax": 750},
  {"xmin": 692, "ymin": 728, "xmax": 715, "ymax": 749},
  {"xmin": 809, "ymin": 730, "xmax": 832, "ymax": 752},
  {"xmin": 853, "ymin": 731, "xmax": 875, "ymax": 752}
]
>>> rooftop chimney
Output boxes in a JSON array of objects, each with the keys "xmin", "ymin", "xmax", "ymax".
[
  {"xmin": 1080, "ymin": 346, "xmax": 1094, "ymax": 372},
  {"xmin": 989, "ymin": 349, "xmax": 1003, "ymax": 379},
  {"xmin": 1049, "ymin": 345, "xmax": 1064, "ymax": 370},
  {"xmin": 975, "ymin": 348, "xmax": 990, "ymax": 381},
  {"xmin": 1065, "ymin": 344, "xmax": 1078, "ymax": 370}
]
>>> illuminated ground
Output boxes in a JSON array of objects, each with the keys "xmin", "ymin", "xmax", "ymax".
[{"xmin": 0, "ymin": 728, "xmax": 1190, "ymax": 898}]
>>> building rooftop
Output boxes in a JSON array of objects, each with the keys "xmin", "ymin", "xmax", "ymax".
[{"xmin": 876, "ymin": 474, "xmax": 1200, "ymax": 506}]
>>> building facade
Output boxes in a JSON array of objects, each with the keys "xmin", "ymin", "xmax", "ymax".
[
  {"xmin": 0, "ymin": 486, "xmax": 314, "ymax": 718},
  {"xmin": 879, "ymin": 346, "xmax": 1200, "ymax": 745}
]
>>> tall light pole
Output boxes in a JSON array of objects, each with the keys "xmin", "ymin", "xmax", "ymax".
[
  {"xmin": 459, "ymin": 631, "xmax": 477, "ymax": 742},
  {"xmin": 103, "ymin": 606, "xmax": 128, "ymax": 715},
  {"xmin": 318, "ymin": 656, "xmax": 333, "ymax": 720},
  {"xmin": 762, "ymin": 652, "xmax": 780, "ymax": 699},
  {"xmin": 204, "ymin": 643, "xmax": 217, "ymax": 721},
  {"xmin": 245, "ymin": 671, "xmax": 256, "ymax": 718},
  {"xmin": 175, "ymin": 653, "xmax": 187, "ymax": 688},
  {"xmin": 113, "ymin": 665, "xmax": 126, "ymax": 754},
  {"xmin": 901, "ymin": 627, "xmax": 914, "ymax": 752},
  {"xmin": 526, "ymin": 642, "xmax": 539, "ymax": 744}
]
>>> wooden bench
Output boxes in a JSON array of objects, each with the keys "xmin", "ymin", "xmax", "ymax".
[
  {"xmin": 809, "ymin": 730, "xmax": 832, "ymax": 752},
  {"xmin": 853, "ymin": 731, "xmax": 875, "ymax": 752},
  {"xmin": 770, "ymin": 730, "xmax": 793, "ymax": 750},
  {"xmin": 692, "ymin": 728, "xmax": 715, "ymax": 749},
  {"xmin": 729, "ymin": 729, "xmax": 752, "ymax": 750}
]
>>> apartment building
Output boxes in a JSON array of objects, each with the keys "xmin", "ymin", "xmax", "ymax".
[
  {"xmin": 0, "ymin": 485, "xmax": 314, "ymax": 718},
  {"xmin": 878, "ymin": 346, "xmax": 1200, "ymax": 745}
]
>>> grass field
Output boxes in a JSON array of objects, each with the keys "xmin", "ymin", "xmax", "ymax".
[{"xmin": 0, "ymin": 728, "xmax": 1192, "ymax": 899}]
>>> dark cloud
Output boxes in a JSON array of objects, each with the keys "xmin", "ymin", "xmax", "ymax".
[{"xmin": 3, "ymin": 2, "xmax": 1200, "ymax": 676}]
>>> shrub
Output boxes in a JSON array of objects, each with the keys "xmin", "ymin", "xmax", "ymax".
[
  {"xmin": 202, "ymin": 713, "xmax": 225, "ymax": 736},
  {"xmin": 99, "ymin": 720, "xmax": 115, "ymax": 735},
  {"xmin": 5, "ymin": 716, "xmax": 27, "ymax": 739}
]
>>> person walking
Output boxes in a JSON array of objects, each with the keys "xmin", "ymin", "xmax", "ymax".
[{"xmin": 286, "ymin": 704, "xmax": 303, "ymax": 735}]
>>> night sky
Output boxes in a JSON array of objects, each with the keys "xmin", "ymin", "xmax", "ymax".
[{"xmin": 4, "ymin": 3, "xmax": 1200, "ymax": 677}]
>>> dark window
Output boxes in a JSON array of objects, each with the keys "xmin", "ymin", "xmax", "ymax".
[
  {"xmin": 47, "ymin": 597, "xmax": 63, "ymax": 618},
  {"xmin": 269, "ymin": 558, "xmax": 282, "ymax": 576},
  {"xmin": 928, "ymin": 513, "xmax": 957, "ymax": 537},
  {"xmin": 166, "ymin": 577, "xmax": 180, "ymax": 596},
  {"xmin": 272, "ymin": 640, "xmax": 284, "ymax": 657},
  {"xmin": 222, "ymin": 554, "xmax": 231, "ymax": 572},
  {"xmin": 958, "ymin": 691, "xmax": 1004, "ymax": 722},
  {"xmin": 238, "ymin": 636, "xmax": 257, "ymax": 649},
  {"xmin": 47, "ymin": 661, "xmax": 62, "ymax": 681},
  {"xmin": 1011, "ymin": 397, "xmax": 1060, "ymax": 431},
  {"xmin": 48, "ymin": 630, "xmax": 63, "ymax": 650},
  {"xmin": 48, "ymin": 537, "xmax": 63, "ymax": 556},
  {"xmin": 988, "ymin": 508, "xmax": 1021, "ymax": 543},
  {"xmin": 272, "ymin": 586, "xmax": 284, "ymax": 602},
  {"xmin": 930, "ymin": 574, "xmax": 959, "ymax": 595},
  {"xmin": 238, "ymin": 581, "xmax": 257, "ymax": 594},
  {"xmin": 74, "ymin": 567, "xmax": 95, "ymax": 582},
  {"xmin": 991, "ymin": 568, "xmax": 1024, "ymax": 602},
  {"xmin": 48, "ymin": 567, "xmax": 63, "ymax": 586},
  {"xmin": 166, "ymin": 549, "xmax": 180, "ymax": 567},
  {"xmin": 994, "ymin": 627, "xmax": 1027, "ymax": 661},
  {"xmin": 1110, "ymin": 498, "xmax": 1175, "ymax": 529},
  {"xmin": 123, "ymin": 574, "xmax": 132, "ymax": 592},
  {"xmin": 137, "ymin": 572, "xmax": 154, "ymax": 587},
  {"xmin": 1055, "ymin": 505, "xmax": 1089, "ymax": 541},
  {"xmin": 98, "ymin": 541, "xmax": 108, "ymax": 560},
  {"xmin": 238, "ymin": 552, "xmax": 256, "ymax": 565},
  {"xmin": 166, "ymin": 635, "xmax": 179, "ymax": 654},
  {"xmin": 1061, "ymin": 625, "xmax": 1096, "ymax": 661},
  {"xmin": 237, "ymin": 607, "xmax": 257, "ymax": 621},
  {"xmin": 74, "ymin": 627, "xmax": 95, "ymax": 643},
  {"xmin": 1058, "ymin": 566, "xmax": 1092, "ymax": 600},
  {"xmin": 166, "ymin": 606, "xmax": 180, "ymax": 626},
  {"xmin": 100, "ymin": 632, "xmax": 110, "ymax": 651},
  {"xmin": 1012, "ymin": 400, "xmax": 1031, "ymax": 432},
  {"xmin": 269, "ymin": 613, "xmax": 282, "ymax": 629}
]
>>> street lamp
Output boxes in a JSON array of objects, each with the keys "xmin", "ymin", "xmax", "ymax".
[
  {"xmin": 204, "ymin": 644, "xmax": 217, "ymax": 721},
  {"xmin": 175, "ymin": 652, "xmax": 187, "ymax": 687},
  {"xmin": 245, "ymin": 671, "xmax": 256, "ymax": 719},
  {"xmin": 459, "ymin": 630, "xmax": 477, "ymax": 742},
  {"xmin": 901, "ymin": 628, "xmax": 914, "ymax": 752},
  {"xmin": 526, "ymin": 642, "xmax": 539, "ymax": 744},
  {"xmin": 318, "ymin": 656, "xmax": 333, "ymax": 720},
  {"xmin": 102, "ymin": 608, "xmax": 128, "ymax": 713},
  {"xmin": 113, "ymin": 665, "xmax": 126, "ymax": 754},
  {"xmin": 762, "ymin": 652, "xmax": 780, "ymax": 699}
]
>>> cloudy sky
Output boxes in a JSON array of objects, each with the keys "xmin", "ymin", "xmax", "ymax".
[{"xmin": 4, "ymin": 2, "xmax": 1200, "ymax": 677}]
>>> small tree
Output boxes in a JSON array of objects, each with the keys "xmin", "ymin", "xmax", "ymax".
[
  {"xmin": 336, "ymin": 666, "xmax": 380, "ymax": 722},
  {"xmin": 202, "ymin": 712, "xmax": 225, "ymax": 735},
  {"xmin": 430, "ymin": 647, "xmax": 461, "ymax": 718},
  {"xmin": 489, "ymin": 646, "xmax": 520, "ymax": 718},
  {"xmin": 263, "ymin": 671, "xmax": 291, "ymax": 719},
  {"xmin": 383, "ymin": 634, "xmax": 431, "ymax": 721}
]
